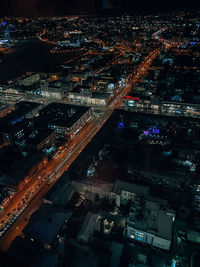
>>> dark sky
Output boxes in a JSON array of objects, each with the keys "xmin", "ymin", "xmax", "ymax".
[{"xmin": 0, "ymin": 0, "xmax": 199, "ymax": 17}]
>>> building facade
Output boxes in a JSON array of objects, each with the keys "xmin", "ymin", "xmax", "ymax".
[{"xmin": 126, "ymin": 197, "xmax": 175, "ymax": 250}]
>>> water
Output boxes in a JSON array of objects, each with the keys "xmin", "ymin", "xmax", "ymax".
[{"xmin": 0, "ymin": 39, "xmax": 78, "ymax": 83}]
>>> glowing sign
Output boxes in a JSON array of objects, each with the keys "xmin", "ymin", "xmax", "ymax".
[
  {"xmin": 145, "ymin": 127, "xmax": 160, "ymax": 135},
  {"xmin": 125, "ymin": 96, "xmax": 141, "ymax": 100},
  {"xmin": 2, "ymin": 22, "xmax": 7, "ymax": 27},
  {"xmin": 149, "ymin": 127, "xmax": 159, "ymax": 134}
]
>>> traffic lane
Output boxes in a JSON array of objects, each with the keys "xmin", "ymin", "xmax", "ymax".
[
  {"xmin": 0, "ymin": 117, "xmax": 95, "ymax": 221},
  {"xmin": 0, "ymin": 118, "xmax": 100, "ymax": 232},
  {"xmin": 0, "ymin": 117, "xmax": 107, "ymax": 250},
  {"xmin": 0, "ymin": 48, "xmax": 161, "ymax": 246}
]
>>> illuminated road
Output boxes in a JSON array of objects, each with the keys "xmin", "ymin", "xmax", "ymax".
[
  {"xmin": 0, "ymin": 47, "xmax": 160, "ymax": 251},
  {"xmin": 0, "ymin": 113, "xmax": 111, "ymax": 251},
  {"xmin": 107, "ymin": 48, "xmax": 161, "ymax": 110}
]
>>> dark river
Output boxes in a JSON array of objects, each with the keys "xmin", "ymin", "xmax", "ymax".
[{"xmin": 0, "ymin": 39, "xmax": 78, "ymax": 83}]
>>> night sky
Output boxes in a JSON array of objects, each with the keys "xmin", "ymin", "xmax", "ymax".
[{"xmin": 0, "ymin": 0, "xmax": 200, "ymax": 17}]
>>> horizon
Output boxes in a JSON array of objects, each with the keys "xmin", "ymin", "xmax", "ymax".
[{"xmin": 1, "ymin": 0, "xmax": 200, "ymax": 17}]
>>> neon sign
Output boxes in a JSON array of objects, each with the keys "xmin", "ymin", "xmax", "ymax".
[{"xmin": 125, "ymin": 96, "xmax": 141, "ymax": 100}]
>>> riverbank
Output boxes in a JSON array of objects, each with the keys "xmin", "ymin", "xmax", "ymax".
[{"xmin": 0, "ymin": 39, "xmax": 81, "ymax": 83}]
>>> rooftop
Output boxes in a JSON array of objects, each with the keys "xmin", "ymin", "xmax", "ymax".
[
  {"xmin": 113, "ymin": 180, "xmax": 150, "ymax": 196},
  {"xmin": 109, "ymin": 241, "xmax": 124, "ymax": 267},
  {"xmin": 39, "ymin": 102, "xmax": 91, "ymax": 128},
  {"xmin": 7, "ymin": 236, "xmax": 58, "ymax": 267},
  {"xmin": 0, "ymin": 101, "xmax": 39, "ymax": 129},
  {"xmin": 26, "ymin": 129, "xmax": 55, "ymax": 146},
  {"xmin": 78, "ymin": 212, "xmax": 100, "ymax": 243},
  {"xmin": 24, "ymin": 206, "xmax": 72, "ymax": 244},
  {"xmin": 129, "ymin": 198, "xmax": 175, "ymax": 240}
]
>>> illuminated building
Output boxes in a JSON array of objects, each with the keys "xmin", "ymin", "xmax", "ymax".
[
  {"xmin": 17, "ymin": 73, "xmax": 40, "ymax": 87},
  {"xmin": 0, "ymin": 102, "xmax": 40, "ymax": 145},
  {"xmin": 68, "ymin": 89, "xmax": 112, "ymax": 106},
  {"xmin": 39, "ymin": 103, "xmax": 93, "ymax": 139},
  {"xmin": 95, "ymin": 77, "xmax": 117, "ymax": 93},
  {"xmin": 113, "ymin": 180, "xmax": 149, "ymax": 207},
  {"xmin": 123, "ymin": 93, "xmax": 200, "ymax": 118},
  {"xmin": 40, "ymin": 82, "xmax": 66, "ymax": 100},
  {"xmin": 126, "ymin": 196, "xmax": 175, "ymax": 250},
  {"xmin": 2, "ymin": 120, "xmax": 30, "ymax": 145},
  {"xmin": 26, "ymin": 130, "xmax": 56, "ymax": 152},
  {"xmin": 71, "ymin": 179, "xmax": 113, "ymax": 201}
]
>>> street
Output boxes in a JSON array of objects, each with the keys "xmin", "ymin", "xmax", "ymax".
[{"xmin": 0, "ymin": 46, "xmax": 160, "ymax": 251}]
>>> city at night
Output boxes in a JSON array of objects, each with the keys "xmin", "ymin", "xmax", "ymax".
[{"xmin": 0, "ymin": 1, "xmax": 200, "ymax": 267}]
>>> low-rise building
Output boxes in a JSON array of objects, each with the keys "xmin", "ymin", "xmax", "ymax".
[
  {"xmin": 71, "ymin": 178, "xmax": 114, "ymax": 201},
  {"xmin": 71, "ymin": 179, "xmax": 150, "ymax": 206},
  {"xmin": 67, "ymin": 83, "xmax": 114, "ymax": 106},
  {"xmin": 39, "ymin": 103, "xmax": 93, "ymax": 138},
  {"xmin": 23, "ymin": 206, "xmax": 72, "ymax": 248},
  {"xmin": 26, "ymin": 130, "xmax": 56, "ymax": 152},
  {"xmin": 40, "ymin": 81, "xmax": 67, "ymax": 100},
  {"xmin": 0, "ymin": 101, "xmax": 41, "ymax": 144},
  {"xmin": 187, "ymin": 229, "xmax": 200, "ymax": 244},
  {"xmin": 45, "ymin": 175, "xmax": 75, "ymax": 205},
  {"xmin": 2, "ymin": 119, "xmax": 33, "ymax": 145},
  {"xmin": 18, "ymin": 73, "xmax": 40, "ymax": 87},
  {"xmin": 113, "ymin": 180, "xmax": 150, "ymax": 207},
  {"xmin": 7, "ymin": 236, "xmax": 59, "ymax": 267},
  {"xmin": 126, "ymin": 196, "xmax": 175, "ymax": 250},
  {"xmin": 77, "ymin": 212, "xmax": 101, "ymax": 244}
]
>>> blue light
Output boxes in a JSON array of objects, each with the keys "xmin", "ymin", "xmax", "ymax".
[
  {"xmin": 190, "ymin": 42, "xmax": 196, "ymax": 45},
  {"xmin": 17, "ymin": 117, "xmax": 23, "ymax": 123},
  {"xmin": 2, "ymin": 22, "xmax": 7, "ymax": 27},
  {"xmin": 10, "ymin": 117, "xmax": 23, "ymax": 125},
  {"xmin": 118, "ymin": 122, "xmax": 125, "ymax": 128},
  {"xmin": 172, "ymin": 259, "xmax": 176, "ymax": 267}
]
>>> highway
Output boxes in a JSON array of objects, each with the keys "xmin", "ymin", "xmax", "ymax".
[{"xmin": 0, "ymin": 47, "xmax": 160, "ymax": 251}]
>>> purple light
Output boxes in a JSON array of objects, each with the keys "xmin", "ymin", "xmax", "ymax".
[{"xmin": 148, "ymin": 127, "xmax": 160, "ymax": 135}]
